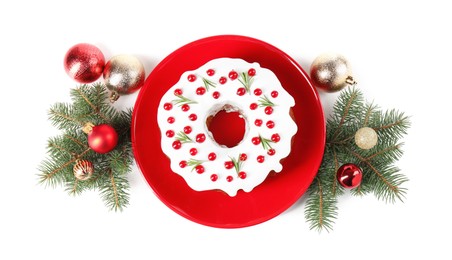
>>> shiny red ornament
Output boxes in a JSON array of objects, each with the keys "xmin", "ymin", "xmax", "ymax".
[
  {"xmin": 87, "ymin": 124, "xmax": 118, "ymax": 154},
  {"xmin": 64, "ymin": 43, "xmax": 105, "ymax": 83},
  {"xmin": 336, "ymin": 163, "xmax": 363, "ymax": 189}
]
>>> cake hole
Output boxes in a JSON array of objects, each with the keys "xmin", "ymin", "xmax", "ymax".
[{"xmin": 206, "ymin": 107, "xmax": 246, "ymax": 148}]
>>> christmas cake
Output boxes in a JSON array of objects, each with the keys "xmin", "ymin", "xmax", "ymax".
[{"xmin": 157, "ymin": 58, "xmax": 297, "ymax": 196}]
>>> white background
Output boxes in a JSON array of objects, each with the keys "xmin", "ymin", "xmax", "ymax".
[{"xmin": 1, "ymin": 0, "xmax": 450, "ymax": 259}]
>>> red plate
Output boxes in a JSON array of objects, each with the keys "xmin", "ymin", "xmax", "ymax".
[{"xmin": 132, "ymin": 35, "xmax": 325, "ymax": 228}]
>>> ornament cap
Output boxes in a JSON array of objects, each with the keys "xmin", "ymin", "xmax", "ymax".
[{"xmin": 82, "ymin": 122, "xmax": 94, "ymax": 134}]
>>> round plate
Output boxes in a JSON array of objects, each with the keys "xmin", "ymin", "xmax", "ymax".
[{"xmin": 132, "ymin": 35, "xmax": 325, "ymax": 228}]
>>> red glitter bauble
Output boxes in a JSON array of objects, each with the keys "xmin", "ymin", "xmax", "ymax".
[
  {"xmin": 336, "ymin": 163, "xmax": 363, "ymax": 189},
  {"xmin": 87, "ymin": 124, "xmax": 118, "ymax": 154},
  {"xmin": 64, "ymin": 43, "xmax": 105, "ymax": 83}
]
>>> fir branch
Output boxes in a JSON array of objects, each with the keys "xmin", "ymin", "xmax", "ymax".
[
  {"xmin": 48, "ymin": 103, "xmax": 83, "ymax": 130},
  {"xmin": 172, "ymin": 95, "xmax": 197, "ymax": 106},
  {"xmin": 305, "ymin": 86, "xmax": 410, "ymax": 231},
  {"xmin": 238, "ymin": 72, "xmax": 254, "ymax": 93},
  {"xmin": 99, "ymin": 168, "xmax": 129, "ymax": 211},
  {"xmin": 258, "ymin": 95, "xmax": 275, "ymax": 107},
  {"xmin": 305, "ymin": 178, "xmax": 338, "ymax": 232},
  {"xmin": 202, "ymin": 77, "xmax": 217, "ymax": 91},
  {"xmin": 176, "ymin": 131, "xmax": 194, "ymax": 143}
]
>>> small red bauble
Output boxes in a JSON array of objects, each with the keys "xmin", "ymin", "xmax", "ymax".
[
  {"xmin": 238, "ymin": 171, "xmax": 247, "ymax": 179},
  {"xmin": 255, "ymin": 119, "xmax": 263, "ymax": 126},
  {"xmin": 254, "ymin": 88, "xmax": 262, "ymax": 96},
  {"xmin": 257, "ymin": 155, "xmax": 265, "ymax": 163},
  {"xmin": 336, "ymin": 163, "xmax": 363, "ymax": 189},
  {"xmin": 64, "ymin": 43, "xmax": 105, "ymax": 83},
  {"xmin": 250, "ymin": 103, "xmax": 258, "ymax": 110},
  {"xmin": 167, "ymin": 117, "xmax": 175, "ymax": 124},
  {"xmin": 172, "ymin": 140, "xmax": 182, "ymax": 150},
  {"xmin": 239, "ymin": 153, "xmax": 247, "ymax": 161},
  {"xmin": 188, "ymin": 114, "xmax": 197, "ymax": 121},
  {"xmin": 271, "ymin": 91, "xmax": 279, "ymax": 98},
  {"xmin": 226, "ymin": 176, "xmax": 234, "ymax": 182},
  {"xmin": 179, "ymin": 160, "xmax": 187, "ymax": 168},
  {"xmin": 210, "ymin": 174, "xmax": 218, "ymax": 181},
  {"xmin": 87, "ymin": 124, "xmax": 118, "ymax": 154},
  {"xmin": 163, "ymin": 103, "xmax": 173, "ymax": 110},
  {"xmin": 166, "ymin": 130, "xmax": 175, "ymax": 138},
  {"xmin": 271, "ymin": 133, "xmax": 280, "ymax": 143},
  {"xmin": 267, "ymin": 149, "xmax": 276, "ymax": 156},
  {"xmin": 266, "ymin": 120, "xmax": 275, "ymax": 129},
  {"xmin": 248, "ymin": 68, "xmax": 256, "ymax": 76}
]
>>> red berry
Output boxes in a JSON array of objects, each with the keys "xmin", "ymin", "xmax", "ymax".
[
  {"xmin": 248, "ymin": 68, "xmax": 256, "ymax": 76},
  {"xmin": 228, "ymin": 71, "xmax": 238, "ymax": 80},
  {"xmin": 172, "ymin": 140, "xmax": 181, "ymax": 149},
  {"xmin": 188, "ymin": 74, "xmax": 196, "ymax": 82},
  {"xmin": 195, "ymin": 165, "xmax": 205, "ymax": 174},
  {"xmin": 265, "ymin": 106, "xmax": 273, "ymax": 115},
  {"xmin": 267, "ymin": 149, "xmax": 276, "ymax": 156},
  {"xmin": 210, "ymin": 174, "xmax": 218, "ymax": 181},
  {"xmin": 238, "ymin": 171, "xmax": 247, "ymax": 179},
  {"xmin": 196, "ymin": 87, "xmax": 206, "ymax": 95},
  {"xmin": 183, "ymin": 126, "xmax": 192, "ymax": 134},
  {"xmin": 266, "ymin": 120, "xmax": 275, "ymax": 129},
  {"xmin": 240, "ymin": 153, "xmax": 247, "ymax": 161},
  {"xmin": 226, "ymin": 176, "xmax": 233, "ymax": 182},
  {"xmin": 271, "ymin": 133, "xmax": 280, "ymax": 143},
  {"xmin": 189, "ymin": 114, "xmax": 197, "ymax": 121},
  {"xmin": 237, "ymin": 88, "xmax": 246, "ymax": 96},
  {"xmin": 219, "ymin": 77, "xmax": 227, "ymax": 84},
  {"xmin": 179, "ymin": 160, "xmax": 187, "ymax": 168},
  {"xmin": 254, "ymin": 88, "xmax": 262, "ymax": 96},
  {"xmin": 163, "ymin": 103, "xmax": 173, "ymax": 110},
  {"xmin": 224, "ymin": 161, "xmax": 234, "ymax": 169},
  {"xmin": 166, "ymin": 130, "xmax": 175, "ymax": 137},
  {"xmin": 257, "ymin": 155, "xmax": 265, "ymax": 163},
  {"xmin": 190, "ymin": 148, "xmax": 198, "ymax": 156},
  {"xmin": 250, "ymin": 103, "xmax": 258, "ymax": 110},
  {"xmin": 208, "ymin": 152, "xmax": 216, "ymax": 161},
  {"xmin": 174, "ymin": 89, "xmax": 183, "ymax": 96},
  {"xmin": 181, "ymin": 104, "xmax": 190, "ymax": 112},
  {"xmin": 196, "ymin": 133, "xmax": 206, "ymax": 143},
  {"xmin": 212, "ymin": 91, "xmax": 220, "ymax": 99},
  {"xmin": 271, "ymin": 91, "xmax": 279, "ymax": 98},
  {"xmin": 255, "ymin": 119, "xmax": 263, "ymax": 127},
  {"xmin": 167, "ymin": 117, "xmax": 175, "ymax": 124},
  {"xmin": 206, "ymin": 69, "xmax": 215, "ymax": 76},
  {"xmin": 252, "ymin": 137, "xmax": 261, "ymax": 145}
]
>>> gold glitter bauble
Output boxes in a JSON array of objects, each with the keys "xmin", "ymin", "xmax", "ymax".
[
  {"xmin": 310, "ymin": 53, "xmax": 356, "ymax": 92},
  {"xmin": 103, "ymin": 55, "xmax": 145, "ymax": 97},
  {"xmin": 73, "ymin": 160, "xmax": 94, "ymax": 181},
  {"xmin": 355, "ymin": 127, "xmax": 378, "ymax": 150}
]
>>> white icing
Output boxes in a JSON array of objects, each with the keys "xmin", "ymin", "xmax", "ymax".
[{"xmin": 157, "ymin": 58, "xmax": 297, "ymax": 196}]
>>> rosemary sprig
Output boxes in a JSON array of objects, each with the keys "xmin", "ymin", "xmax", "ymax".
[
  {"xmin": 258, "ymin": 95, "xmax": 275, "ymax": 107},
  {"xmin": 230, "ymin": 155, "xmax": 243, "ymax": 174},
  {"xmin": 172, "ymin": 95, "xmax": 197, "ymax": 106},
  {"xmin": 176, "ymin": 131, "xmax": 193, "ymax": 143},
  {"xmin": 202, "ymin": 77, "xmax": 217, "ymax": 91},
  {"xmin": 259, "ymin": 135, "xmax": 274, "ymax": 151},
  {"xmin": 238, "ymin": 72, "xmax": 254, "ymax": 93},
  {"xmin": 187, "ymin": 159, "xmax": 205, "ymax": 172}
]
